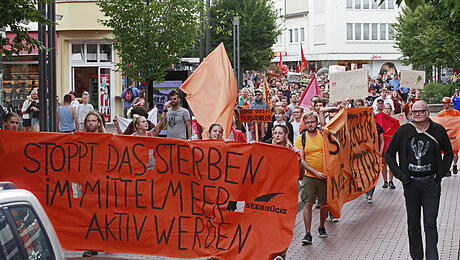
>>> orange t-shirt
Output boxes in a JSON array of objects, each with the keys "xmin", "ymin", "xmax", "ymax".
[{"xmin": 437, "ymin": 109, "xmax": 460, "ymax": 117}]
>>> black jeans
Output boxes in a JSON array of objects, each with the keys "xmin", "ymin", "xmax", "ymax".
[{"xmin": 403, "ymin": 176, "xmax": 441, "ymax": 260}]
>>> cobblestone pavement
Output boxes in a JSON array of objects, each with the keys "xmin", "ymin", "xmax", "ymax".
[{"xmin": 65, "ymin": 173, "xmax": 459, "ymax": 259}]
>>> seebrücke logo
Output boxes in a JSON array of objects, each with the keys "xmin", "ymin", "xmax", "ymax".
[{"xmin": 246, "ymin": 192, "xmax": 287, "ymax": 215}]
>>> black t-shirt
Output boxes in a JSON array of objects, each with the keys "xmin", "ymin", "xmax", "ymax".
[
  {"xmin": 407, "ymin": 133, "xmax": 437, "ymax": 177},
  {"xmin": 376, "ymin": 123, "xmax": 383, "ymax": 145}
]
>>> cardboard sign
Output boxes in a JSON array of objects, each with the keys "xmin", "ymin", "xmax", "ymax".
[
  {"xmin": 239, "ymin": 109, "xmax": 272, "ymax": 123},
  {"xmin": 323, "ymin": 108, "xmax": 381, "ymax": 218},
  {"xmin": 0, "ymin": 131, "xmax": 299, "ymax": 259},
  {"xmin": 400, "ymin": 70, "xmax": 425, "ymax": 89},
  {"xmin": 329, "ymin": 69, "xmax": 369, "ymax": 103},
  {"xmin": 431, "ymin": 116, "xmax": 460, "ymax": 152},
  {"xmin": 391, "ymin": 113, "xmax": 408, "ymax": 126},
  {"xmin": 376, "ymin": 112, "xmax": 400, "ymax": 152}
]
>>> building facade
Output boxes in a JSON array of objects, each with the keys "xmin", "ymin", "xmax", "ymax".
[
  {"xmin": 272, "ymin": 0, "xmax": 411, "ymax": 77},
  {"xmin": 2, "ymin": 0, "xmax": 123, "ymax": 122}
]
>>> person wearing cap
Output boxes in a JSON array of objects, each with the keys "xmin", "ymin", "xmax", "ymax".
[{"xmin": 437, "ymin": 97, "xmax": 460, "ymax": 175}]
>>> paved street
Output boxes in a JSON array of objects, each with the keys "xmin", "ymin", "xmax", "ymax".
[{"xmin": 65, "ymin": 172, "xmax": 460, "ymax": 259}]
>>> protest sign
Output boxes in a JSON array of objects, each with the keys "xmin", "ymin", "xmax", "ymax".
[
  {"xmin": 376, "ymin": 112, "xmax": 400, "ymax": 152},
  {"xmin": 431, "ymin": 116, "xmax": 460, "ymax": 152},
  {"xmin": 391, "ymin": 113, "xmax": 408, "ymax": 126},
  {"xmin": 323, "ymin": 108, "xmax": 381, "ymax": 218},
  {"xmin": 152, "ymin": 81, "xmax": 182, "ymax": 113},
  {"xmin": 239, "ymin": 109, "xmax": 272, "ymax": 123},
  {"xmin": 329, "ymin": 69, "xmax": 369, "ymax": 103},
  {"xmin": 400, "ymin": 70, "xmax": 425, "ymax": 89},
  {"xmin": 0, "ymin": 131, "xmax": 299, "ymax": 259}
]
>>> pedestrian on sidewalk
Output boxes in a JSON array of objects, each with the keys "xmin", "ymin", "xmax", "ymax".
[
  {"xmin": 57, "ymin": 94, "xmax": 79, "ymax": 133},
  {"xmin": 385, "ymin": 100, "xmax": 453, "ymax": 260},
  {"xmin": 295, "ymin": 111, "xmax": 329, "ymax": 245}
]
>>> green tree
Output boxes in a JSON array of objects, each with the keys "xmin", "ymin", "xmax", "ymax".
[
  {"xmin": 0, "ymin": 0, "xmax": 51, "ymax": 59},
  {"xmin": 393, "ymin": 4, "xmax": 460, "ymax": 80},
  {"xmin": 394, "ymin": 0, "xmax": 460, "ymax": 11},
  {"xmin": 210, "ymin": 0, "xmax": 280, "ymax": 71},
  {"xmin": 97, "ymin": 0, "xmax": 204, "ymax": 83}
]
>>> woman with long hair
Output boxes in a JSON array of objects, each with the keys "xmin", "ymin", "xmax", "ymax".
[{"xmin": 21, "ymin": 89, "xmax": 40, "ymax": 131}]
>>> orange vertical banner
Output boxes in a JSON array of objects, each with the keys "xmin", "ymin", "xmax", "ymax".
[
  {"xmin": 323, "ymin": 108, "xmax": 381, "ymax": 218},
  {"xmin": 431, "ymin": 116, "xmax": 460, "ymax": 152}
]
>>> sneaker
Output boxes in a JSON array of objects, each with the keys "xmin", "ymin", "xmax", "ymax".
[
  {"xmin": 82, "ymin": 250, "xmax": 98, "ymax": 257},
  {"xmin": 315, "ymin": 202, "xmax": 321, "ymax": 209},
  {"xmin": 274, "ymin": 256, "xmax": 285, "ymax": 260},
  {"xmin": 367, "ymin": 197, "xmax": 373, "ymax": 204},
  {"xmin": 453, "ymin": 167, "xmax": 458, "ymax": 175},
  {"xmin": 382, "ymin": 181, "xmax": 389, "ymax": 188},
  {"xmin": 302, "ymin": 233, "xmax": 312, "ymax": 245},
  {"xmin": 329, "ymin": 213, "xmax": 339, "ymax": 222},
  {"xmin": 445, "ymin": 171, "xmax": 452, "ymax": 177},
  {"xmin": 318, "ymin": 226, "xmax": 328, "ymax": 238},
  {"xmin": 389, "ymin": 181, "xmax": 396, "ymax": 189}
]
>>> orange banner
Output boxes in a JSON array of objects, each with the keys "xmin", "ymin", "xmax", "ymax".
[
  {"xmin": 431, "ymin": 116, "xmax": 460, "ymax": 152},
  {"xmin": 0, "ymin": 131, "xmax": 299, "ymax": 259},
  {"xmin": 239, "ymin": 109, "xmax": 272, "ymax": 123},
  {"xmin": 323, "ymin": 108, "xmax": 381, "ymax": 218}
]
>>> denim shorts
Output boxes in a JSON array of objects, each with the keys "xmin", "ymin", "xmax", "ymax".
[{"xmin": 31, "ymin": 118, "xmax": 40, "ymax": 126}]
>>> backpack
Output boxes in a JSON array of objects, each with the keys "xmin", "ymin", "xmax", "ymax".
[{"xmin": 124, "ymin": 87, "xmax": 134, "ymax": 102}]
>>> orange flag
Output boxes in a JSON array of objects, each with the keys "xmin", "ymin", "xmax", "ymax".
[
  {"xmin": 263, "ymin": 78, "xmax": 272, "ymax": 109},
  {"xmin": 180, "ymin": 43, "xmax": 237, "ymax": 139}
]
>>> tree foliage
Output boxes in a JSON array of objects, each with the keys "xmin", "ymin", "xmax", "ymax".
[
  {"xmin": 393, "ymin": 4, "xmax": 460, "ymax": 72},
  {"xmin": 209, "ymin": 0, "xmax": 280, "ymax": 71},
  {"xmin": 97, "ymin": 0, "xmax": 204, "ymax": 82},
  {"xmin": 0, "ymin": 0, "xmax": 51, "ymax": 59}
]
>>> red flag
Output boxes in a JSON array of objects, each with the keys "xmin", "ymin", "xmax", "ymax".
[
  {"xmin": 278, "ymin": 52, "xmax": 283, "ymax": 66},
  {"xmin": 375, "ymin": 112, "xmax": 400, "ymax": 152},
  {"xmin": 180, "ymin": 42, "xmax": 237, "ymax": 139},
  {"xmin": 298, "ymin": 75, "xmax": 320, "ymax": 109},
  {"xmin": 300, "ymin": 44, "xmax": 307, "ymax": 72},
  {"xmin": 296, "ymin": 62, "xmax": 300, "ymax": 73}
]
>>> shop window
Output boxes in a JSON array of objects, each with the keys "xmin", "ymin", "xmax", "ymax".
[
  {"xmin": 87, "ymin": 44, "xmax": 98, "ymax": 62},
  {"xmin": 2, "ymin": 59, "xmax": 39, "ymax": 113},
  {"xmin": 72, "ymin": 44, "xmax": 84, "ymax": 62},
  {"xmin": 100, "ymin": 44, "xmax": 112, "ymax": 62}
]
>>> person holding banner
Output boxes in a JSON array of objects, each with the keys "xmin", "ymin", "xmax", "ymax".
[
  {"xmin": 250, "ymin": 89, "xmax": 269, "ymax": 142},
  {"xmin": 83, "ymin": 111, "xmax": 106, "ymax": 133},
  {"xmin": 437, "ymin": 97, "xmax": 460, "ymax": 175},
  {"xmin": 385, "ymin": 100, "xmax": 453, "ymax": 260},
  {"xmin": 264, "ymin": 107, "xmax": 294, "ymax": 145},
  {"xmin": 295, "ymin": 111, "xmax": 329, "ymax": 245},
  {"xmin": 354, "ymin": 99, "xmax": 385, "ymax": 202},
  {"xmin": 2, "ymin": 112, "xmax": 19, "ymax": 131}
]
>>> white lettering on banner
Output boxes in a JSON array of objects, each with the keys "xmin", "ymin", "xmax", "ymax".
[
  {"xmin": 400, "ymin": 70, "xmax": 425, "ymax": 89},
  {"xmin": 329, "ymin": 69, "xmax": 369, "ymax": 103}
]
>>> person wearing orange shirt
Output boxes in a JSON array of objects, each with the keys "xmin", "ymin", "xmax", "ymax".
[{"xmin": 438, "ymin": 97, "xmax": 460, "ymax": 175}]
